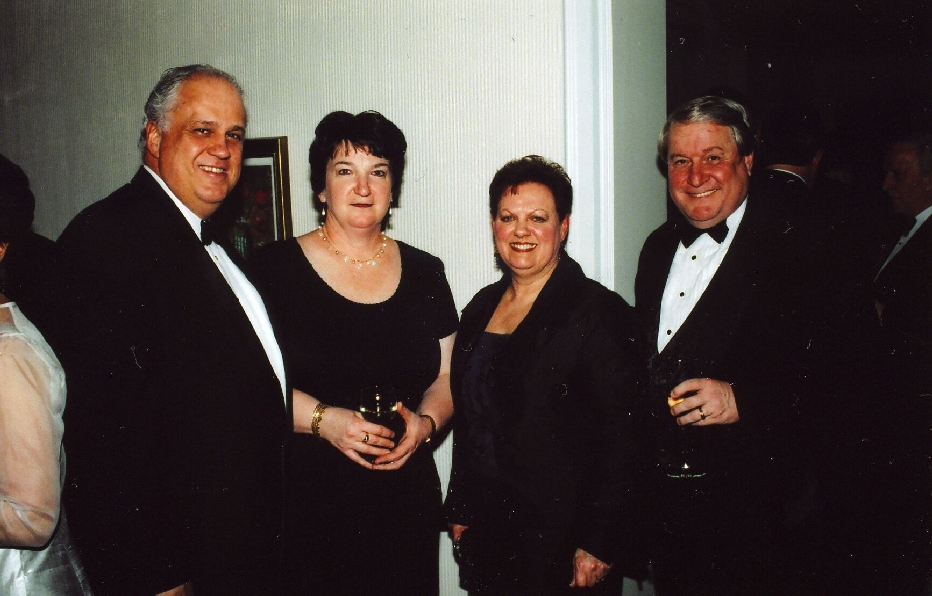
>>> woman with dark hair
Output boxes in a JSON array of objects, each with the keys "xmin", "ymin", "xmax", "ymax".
[
  {"xmin": 444, "ymin": 155, "xmax": 641, "ymax": 594},
  {"xmin": 0, "ymin": 154, "xmax": 91, "ymax": 594},
  {"xmin": 252, "ymin": 111, "xmax": 457, "ymax": 594}
]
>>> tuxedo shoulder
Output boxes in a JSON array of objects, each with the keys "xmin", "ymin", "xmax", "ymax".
[
  {"xmin": 63, "ymin": 180, "xmax": 158, "ymax": 237},
  {"xmin": 575, "ymin": 275, "xmax": 632, "ymax": 311}
]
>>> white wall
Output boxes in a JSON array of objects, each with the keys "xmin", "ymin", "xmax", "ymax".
[
  {"xmin": 0, "ymin": 1, "xmax": 666, "ymax": 593},
  {"xmin": 612, "ymin": 0, "xmax": 668, "ymax": 303}
]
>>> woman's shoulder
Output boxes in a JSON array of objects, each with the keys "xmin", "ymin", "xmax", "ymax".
[
  {"xmin": 546, "ymin": 260, "xmax": 635, "ymax": 334},
  {"xmin": 250, "ymin": 237, "xmax": 304, "ymax": 278},
  {"xmin": 254, "ymin": 236, "xmax": 301, "ymax": 261},
  {"xmin": 396, "ymin": 240, "xmax": 446, "ymax": 272},
  {"xmin": 0, "ymin": 330, "xmax": 49, "ymax": 382},
  {"xmin": 460, "ymin": 276, "xmax": 508, "ymax": 316}
]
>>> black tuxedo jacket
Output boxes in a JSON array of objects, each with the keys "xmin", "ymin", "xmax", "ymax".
[
  {"xmin": 875, "ymin": 215, "xmax": 932, "ymax": 398},
  {"xmin": 444, "ymin": 255, "xmax": 641, "ymax": 567},
  {"xmin": 634, "ymin": 196, "xmax": 814, "ymax": 498},
  {"xmin": 54, "ymin": 168, "xmax": 287, "ymax": 595}
]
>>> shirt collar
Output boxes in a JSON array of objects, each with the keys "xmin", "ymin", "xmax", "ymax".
[
  {"xmin": 914, "ymin": 204, "xmax": 932, "ymax": 230},
  {"xmin": 768, "ymin": 167, "xmax": 807, "ymax": 184},
  {"xmin": 723, "ymin": 196, "xmax": 748, "ymax": 239},
  {"xmin": 143, "ymin": 165, "xmax": 205, "ymax": 241}
]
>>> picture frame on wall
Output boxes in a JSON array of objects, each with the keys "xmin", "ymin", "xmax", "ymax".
[{"xmin": 217, "ymin": 136, "xmax": 292, "ymax": 260}]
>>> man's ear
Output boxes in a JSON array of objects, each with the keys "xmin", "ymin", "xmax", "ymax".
[
  {"xmin": 0, "ymin": 242, "xmax": 8, "ymax": 264},
  {"xmin": 743, "ymin": 152, "xmax": 754, "ymax": 176},
  {"xmin": 145, "ymin": 121, "xmax": 162, "ymax": 161}
]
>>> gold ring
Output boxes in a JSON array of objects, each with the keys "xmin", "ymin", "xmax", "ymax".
[
  {"xmin": 699, "ymin": 407, "xmax": 706, "ymax": 421},
  {"xmin": 363, "ymin": 432, "xmax": 369, "ymax": 443}
]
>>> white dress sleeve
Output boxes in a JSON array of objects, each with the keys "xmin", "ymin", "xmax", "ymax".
[{"xmin": 0, "ymin": 334, "xmax": 61, "ymax": 548}]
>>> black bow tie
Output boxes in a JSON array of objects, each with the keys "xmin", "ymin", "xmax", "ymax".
[
  {"xmin": 680, "ymin": 220, "xmax": 729, "ymax": 248},
  {"xmin": 200, "ymin": 218, "xmax": 219, "ymax": 246}
]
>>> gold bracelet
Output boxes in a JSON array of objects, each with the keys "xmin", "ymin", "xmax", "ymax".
[
  {"xmin": 419, "ymin": 413, "xmax": 437, "ymax": 444},
  {"xmin": 311, "ymin": 403, "xmax": 329, "ymax": 438}
]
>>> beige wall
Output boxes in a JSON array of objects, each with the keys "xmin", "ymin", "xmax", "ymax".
[
  {"xmin": 0, "ymin": 0, "xmax": 567, "ymax": 310},
  {"xmin": 613, "ymin": 0, "xmax": 668, "ymax": 302}
]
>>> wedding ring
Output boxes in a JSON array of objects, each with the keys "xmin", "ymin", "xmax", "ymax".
[
  {"xmin": 699, "ymin": 407, "xmax": 706, "ymax": 421},
  {"xmin": 363, "ymin": 432, "xmax": 369, "ymax": 443}
]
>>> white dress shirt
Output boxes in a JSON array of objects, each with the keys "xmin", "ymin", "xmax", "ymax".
[
  {"xmin": 657, "ymin": 199, "xmax": 748, "ymax": 352},
  {"xmin": 144, "ymin": 167, "xmax": 287, "ymax": 402}
]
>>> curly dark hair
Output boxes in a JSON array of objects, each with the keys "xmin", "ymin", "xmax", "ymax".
[
  {"xmin": 487, "ymin": 155, "xmax": 573, "ymax": 221},
  {"xmin": 308, "ymin": 111, "xmax": 407, "ymax": 215}
]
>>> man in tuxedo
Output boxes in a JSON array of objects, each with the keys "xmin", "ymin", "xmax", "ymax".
[
  {"xmin": 55, "ymin": 65, "xmax": 287, "ymax": 595},
  {"xmin": 872, "ymin": 136, "xmax": 932, "ymax": 593},
  {"xmin": 634, "ymin": 96, "xmax": 815, "ymax": 594},
  {"xmin": 754, "ymin": 101, "xmax": 824, "ymax": 204}
]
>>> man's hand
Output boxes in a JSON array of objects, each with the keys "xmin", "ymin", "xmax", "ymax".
[
  {"xmin": 570, "ymin": 548, "xmax": 611, "ymax": 587},
  {"xmin": 669, "ymin": 377, "xmax": 739, "ymax": 426},
  {"xmin": 157, "ymin": 582, "xmax": 193, "ymax": 596}
]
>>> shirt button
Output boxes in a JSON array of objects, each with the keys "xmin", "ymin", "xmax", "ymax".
[
  {"xmin": 691, "ymin": 255, "xmax": 697, "ymax": 261},
  {"xmin": 679, "ymin": 292, "xmax": 685, "ymax": 297},
  {"xmin": 666, "ymin": 329, "xmax": 672, "ymax": 335}
]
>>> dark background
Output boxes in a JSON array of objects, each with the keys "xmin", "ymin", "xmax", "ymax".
[{"xmin": 666, "ymin": 0, "xmax": 932, "ymax": 206}]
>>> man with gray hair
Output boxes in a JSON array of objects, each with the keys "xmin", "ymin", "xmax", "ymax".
[
  {"xmin": 634, "ymin": 96, "xmax": 817, "ymax": 593},
  {"xmin": 55, "ymin": 65, "xmax": 286, "ymax": 595}
]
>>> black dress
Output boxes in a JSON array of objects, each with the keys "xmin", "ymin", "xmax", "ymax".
[{"xmin": 252, "ymin": 239, "xmax": 458, "ymax": 595}]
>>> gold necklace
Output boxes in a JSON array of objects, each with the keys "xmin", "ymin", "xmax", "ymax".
[{"xmin": 317, "ymin": 227, "xmax": 387, "ymax": 269}]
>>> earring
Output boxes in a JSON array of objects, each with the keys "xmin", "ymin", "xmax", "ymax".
[{"xmin": 321, "ymin": 206, "xmax": 327, "ymax": 219}]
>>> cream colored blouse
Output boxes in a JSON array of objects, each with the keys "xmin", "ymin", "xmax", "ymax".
[{"xmin": 0, "ymin": 301, "xmax": 90, "ymax": 594}]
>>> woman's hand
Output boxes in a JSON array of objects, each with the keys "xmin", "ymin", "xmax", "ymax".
[
  {"xmin": 570, "ymin": 548, "xmax": 611, "ymax": 588},
  {"xmin": 372, "ymin": 402, "xmax": 430, "ymax": 470},
  {"xmin": 317, "ymin": 405, "xmax": 396, "ymax": 468}
]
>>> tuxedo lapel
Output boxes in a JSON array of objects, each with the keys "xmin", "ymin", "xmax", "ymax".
[
  {"xmin": 662, "ymin": 204, "xmax": 763, "ymax": 357},
  {"xmin": 876, "ymin": 216, "xmax": 932, "ymax": 286},
  {"xmin": 136, "ymin": 170, "xmax": 281, "ymax": 404},
  {"xmin": 636, "ymin": 224, "xmax": 679, "ymax": 351}
]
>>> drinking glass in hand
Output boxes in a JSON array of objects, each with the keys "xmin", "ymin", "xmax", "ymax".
[{"xmin": 359, "ymin": 385, "xmax": 405, "ymax": 461}]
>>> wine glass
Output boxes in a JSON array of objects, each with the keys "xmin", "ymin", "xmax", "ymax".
[
  {"xmin": 359, "ymin": 385, "xmax": 398, "ymax": 424},
  {"xmin": 358, "ymin": 385, "xmax": 405, "ymax": 460}
]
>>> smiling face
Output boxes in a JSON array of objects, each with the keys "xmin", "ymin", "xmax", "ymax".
[
  {"xmin": 492, "ymin": 182, "xmax": 569, "ymax": 282},
  {"xmin": 319, "ymin": 143, "xmax": 392, "ymax": 231},
  {"xmin": 667, "ymin": 121, "xmax": 753, "ymax": 229},
  {"xmin": 144, "ymin": 75, "xmax": 246, "ymax": 219}
]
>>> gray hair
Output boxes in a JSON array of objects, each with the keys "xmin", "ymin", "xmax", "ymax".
[
  {"xmin": 658, "ymin": 96, "xmax": 754, "ymax": 161},
  {"xmin": 137, "ymin": 64, "xmax": 247, "ymax": 155}
]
